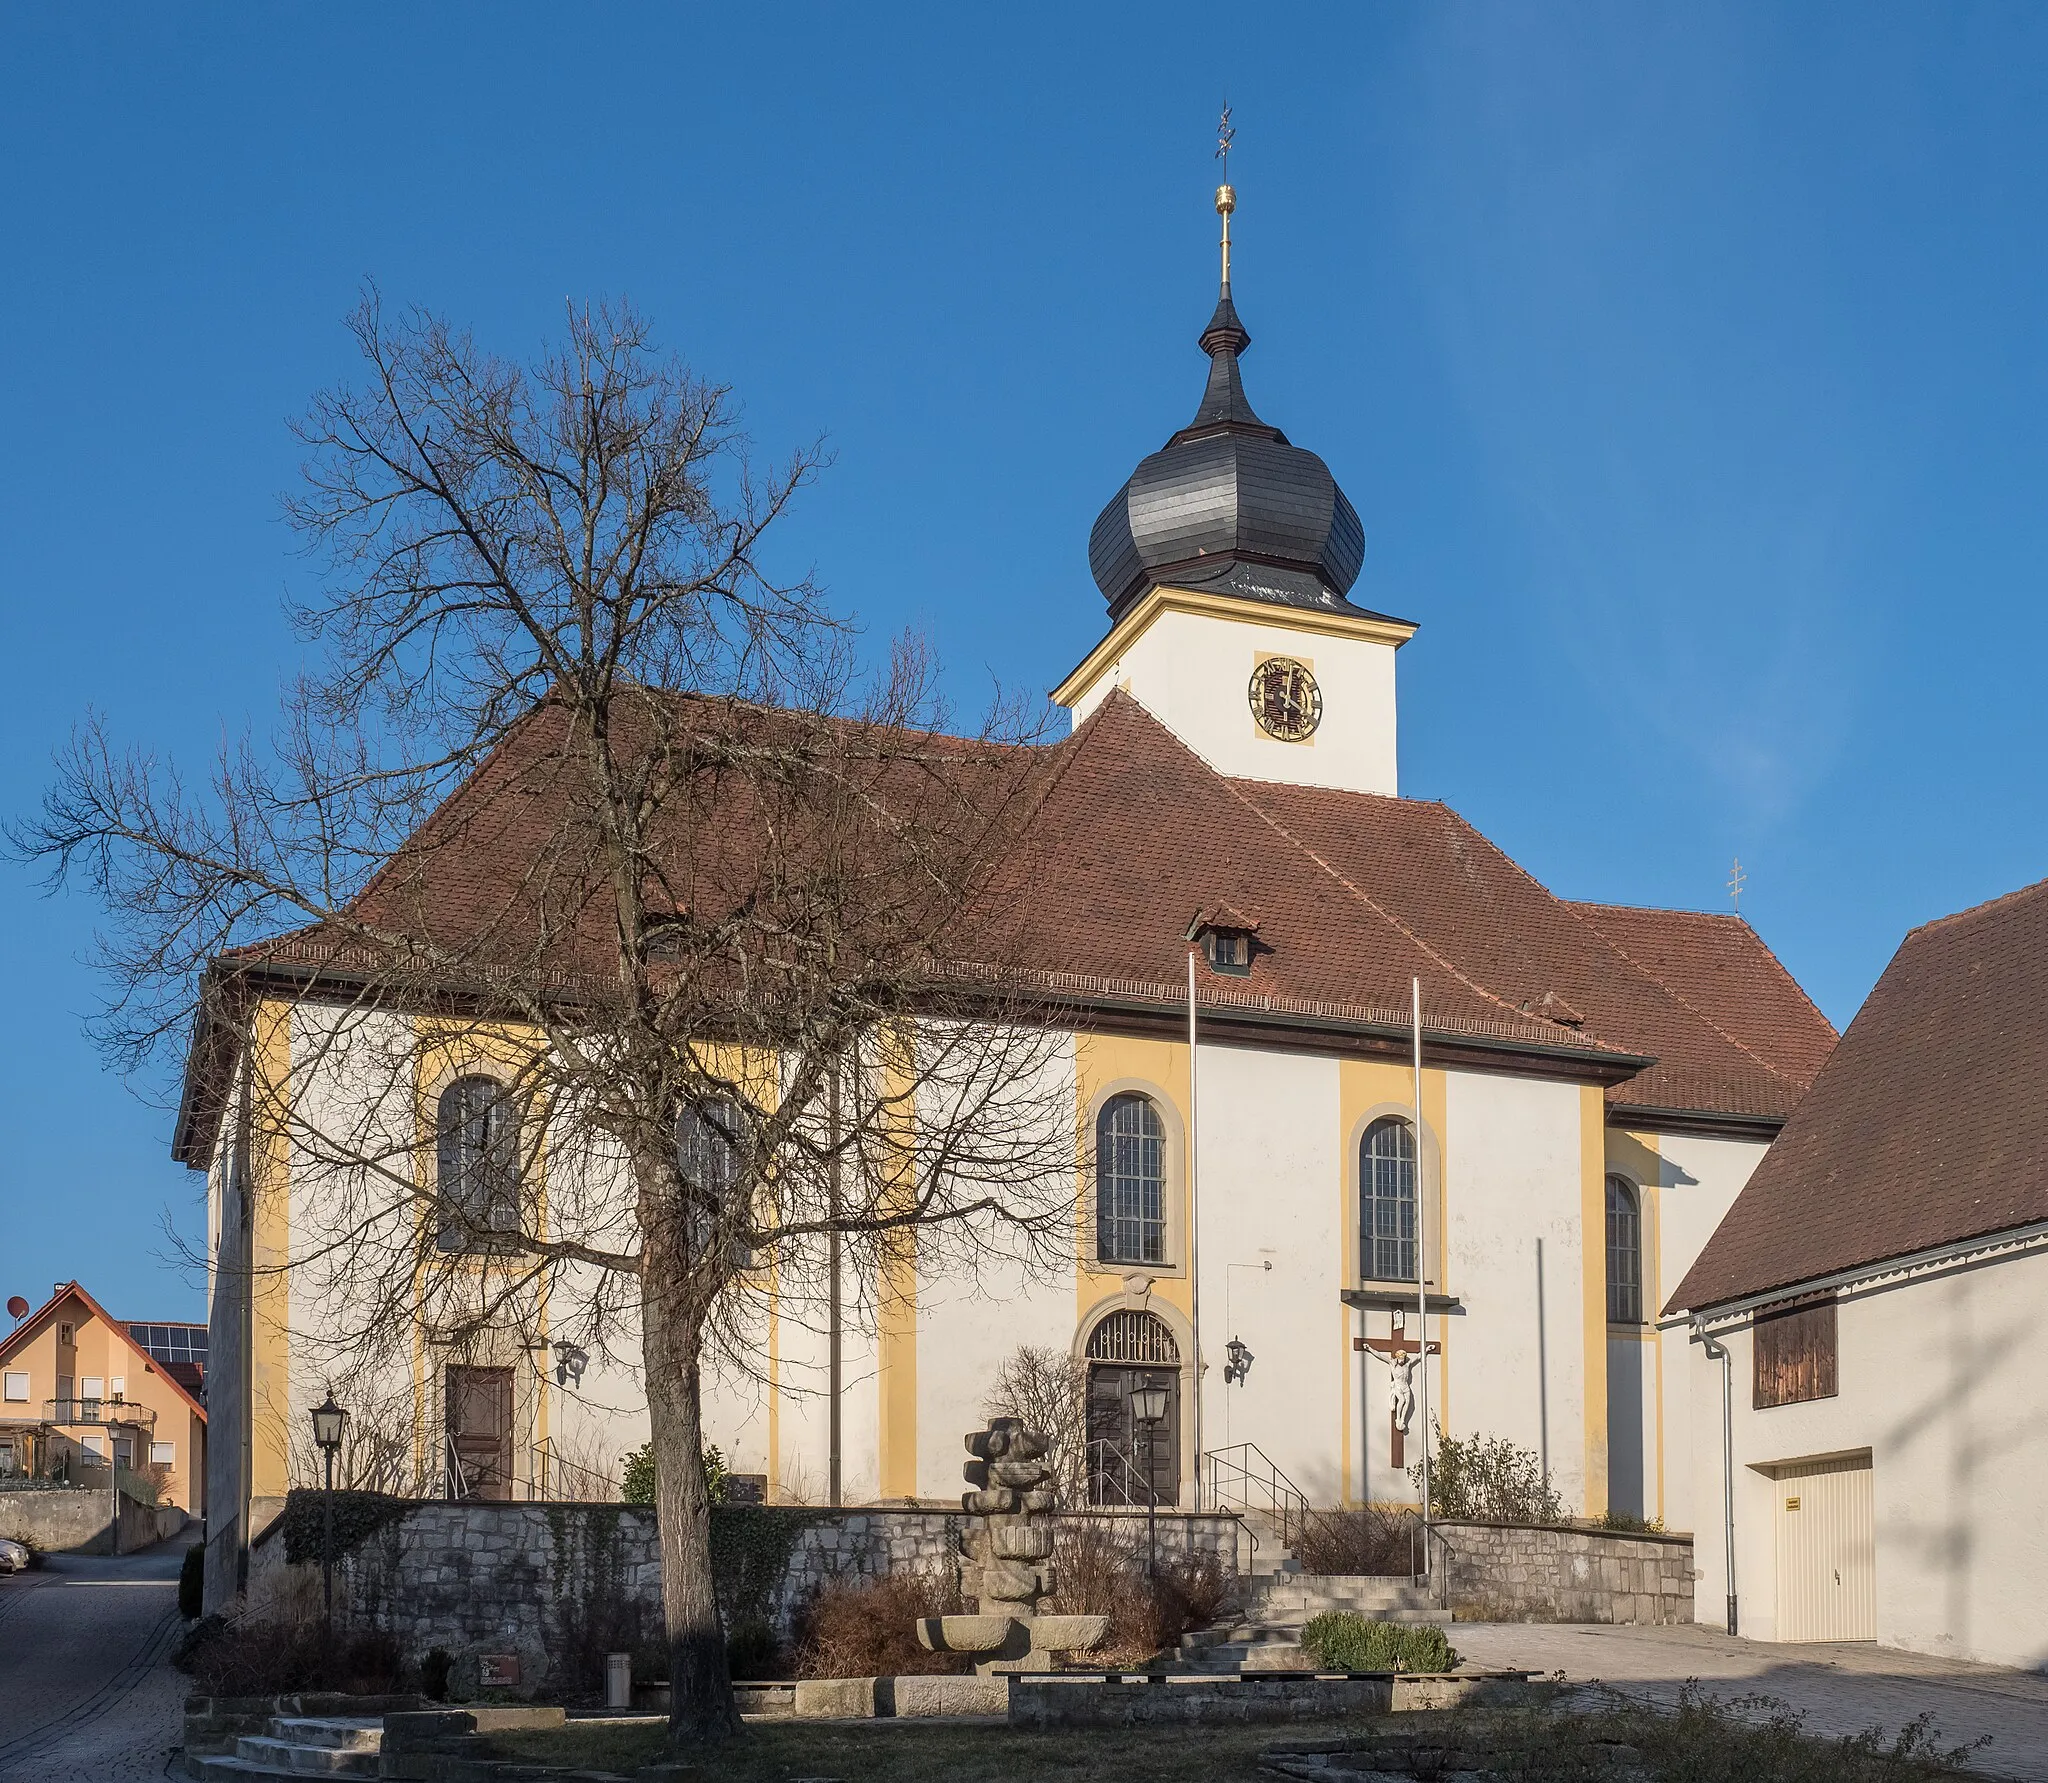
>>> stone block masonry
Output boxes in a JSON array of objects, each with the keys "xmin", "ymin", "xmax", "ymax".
[
  {"xmin": 243, "ymin": 1495, "xmax": 1239, "ymax": 1699},
  {"xmin": 1431, "ymin": 1520, "xmax": 1694, "ymax": 1624}
]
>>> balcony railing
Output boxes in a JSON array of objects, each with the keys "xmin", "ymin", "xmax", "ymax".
[{"xmin": 42, "ymin": 1399, "xmax": 157, "ymax": 1429}]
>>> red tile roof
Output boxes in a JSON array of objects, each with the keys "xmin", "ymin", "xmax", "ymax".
[
  {"xmin": 177, "ymin": 690, "xmax": 1829, "ymax": 1161},
  {"xmin": 1668, "ymin": 875, "xmax": 2048, "ymax": 1313}
]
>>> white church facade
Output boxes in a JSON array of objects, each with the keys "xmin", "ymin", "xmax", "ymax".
[{"xmin": 182, "ymin": 196, "xmax": 1836, "ymax": 1602}]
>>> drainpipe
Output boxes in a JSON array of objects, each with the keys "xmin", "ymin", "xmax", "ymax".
[{"xmin": 1697, "ymin": 1320, "xmax": 1738, "ymax": 1636}]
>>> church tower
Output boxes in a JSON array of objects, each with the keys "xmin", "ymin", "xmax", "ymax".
[{"xmin": 1053, "ymin": 177, "xmax": 1413, "ymax": 796}]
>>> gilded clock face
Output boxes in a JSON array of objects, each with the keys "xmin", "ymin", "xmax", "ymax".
[{"xmin": 1248, "ymin": 657, "xmax": 1322, "ymax": 741}]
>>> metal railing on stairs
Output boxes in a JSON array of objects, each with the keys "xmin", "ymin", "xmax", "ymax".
[
  {"xmin": 1085, "ymin": 1436, "xmax": 1148, "ymax": 1508},
  {"xmin": 1203, "ymin": 1442, "xmax": 1310, "ymax": 1554}
]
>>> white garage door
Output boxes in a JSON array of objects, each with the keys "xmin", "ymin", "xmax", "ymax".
[{"xmin": 1773, "ymin": 1453, "xmax": 1875, "ymax": 1641}]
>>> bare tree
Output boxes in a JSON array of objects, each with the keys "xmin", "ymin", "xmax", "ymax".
[
  {"xmin": 983, "ymin": 1344, "xmax": 1090, "ymax": 1506},
  {"xmin": 14, "ymin": 294, "xmax": 1077, "ymax": 1744}
]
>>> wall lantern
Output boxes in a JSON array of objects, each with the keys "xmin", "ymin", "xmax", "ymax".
[{"xmin": 1224, "ymin": 1336, "xmax": 1255, "ymax": 1385}]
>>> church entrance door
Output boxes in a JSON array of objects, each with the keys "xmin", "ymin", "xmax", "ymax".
[
  {"xmin": 1084, "ymin": 1309, "xmax": 1182, "ymax": 1508},
  {"xmin": 446, "ymin": 1365, "xmax": 515, "ymax": 1501}
]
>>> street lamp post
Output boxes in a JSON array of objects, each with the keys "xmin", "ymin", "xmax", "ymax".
[
  {"xmin": 1131, "ymin": 1380, "xmax": 1169, "ymax": 1579},
  {"xmin": 310, "ymin": 1393, "xmax": 348, "ymax": 1636}
]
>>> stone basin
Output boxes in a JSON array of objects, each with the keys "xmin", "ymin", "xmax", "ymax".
[{"xmin": 917, "ymin": 1614, "xmax": 1017, "ymax": 1655}]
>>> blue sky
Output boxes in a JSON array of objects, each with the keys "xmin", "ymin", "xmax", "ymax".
[{"xmin": 6, "ymin": 4, "xmax": 2048, "ymax": 1318}]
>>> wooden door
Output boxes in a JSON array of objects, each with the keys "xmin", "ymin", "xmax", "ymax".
[
  {"xmin": 446, "ymin": 1366, "xmax": 516, "ymax": 1501},
  {"xmin": 1085, "ymin": 1365, "xmax": 1179, "ymax": 1507},
  {"xmin": 1774, "ymin": 1454, "xmax": 1875, "ymax": 1640}
]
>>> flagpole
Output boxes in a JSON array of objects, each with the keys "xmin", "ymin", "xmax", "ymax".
[{"xmin": 1413, "ymin": 975, "xmax": 1431, "ymax": 1577}]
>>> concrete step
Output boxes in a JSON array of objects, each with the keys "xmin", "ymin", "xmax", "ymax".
[
  {"xmin": 198, "ymin": 1762, "xmax": 346, "ymax": 1782},
  {"xmin": 265, "ymin": 1719, "xmax": 382, "ymax": 1752},
  {"xmin": 230, "ymin": 1738, "xmax": 379, "ymax": 1777}
]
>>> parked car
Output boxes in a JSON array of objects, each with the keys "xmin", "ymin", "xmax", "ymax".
[{"xmin": 0, "ymin": 1538, "xmax": 30, "ymax": 1573}]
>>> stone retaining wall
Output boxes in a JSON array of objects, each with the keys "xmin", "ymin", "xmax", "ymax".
[
  {"xmin": 1431, "ymin": 1520, "xmax": 1693, "ymax": 1624},
  {"xmin": 246, "ymin": 1497, "xmax": 1240, "ymax": 1699},
  {"xmin": 0, "ymin": 1487, "xmax": 114, "ymax": 1554}
]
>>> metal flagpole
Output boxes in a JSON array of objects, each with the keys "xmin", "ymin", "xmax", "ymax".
[
  {"xmin": 1412, "ymin": 976, "xmax": 1431, "ymax": 1577},
  {"xmin": 1187, "ymin": 944, "xmax": 1204, "ymax": 1510}
]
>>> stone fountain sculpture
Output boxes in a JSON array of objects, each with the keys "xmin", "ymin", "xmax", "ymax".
[{"xmin": 916, "ymin": 1418, "xmax": 1110, "ymax": 1673}]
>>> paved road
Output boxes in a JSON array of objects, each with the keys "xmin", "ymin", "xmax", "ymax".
[
  {"xmin": 0, "ymin": 1537, "xmax": 190, "ymax": 1783},
  {"xmin": 1453, "ymin": 1621, "xmax": 2048, "ymax": 1779}
]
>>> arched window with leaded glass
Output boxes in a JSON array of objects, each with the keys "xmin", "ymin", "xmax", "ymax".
[
  {"xmin": 1606, "ymin": 1175, "xmax": 1643, "ymax": 1325},
  {"xmin": 1095, "ymin": 1093, "xmax": 1167, "ymax": 1266},
  {"xmin": 1359, "ymin": 1117, "xmax": 1417, "ymax": 1283}
]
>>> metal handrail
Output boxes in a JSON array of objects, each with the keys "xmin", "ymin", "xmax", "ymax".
[
  {"xmin": 443, "ymin": 1435, "xmax": 470, "ymax": 1502},
  {"xmin": 531, "ymin": 1436, "xmax": 617, "ymax": 1501},
  {"xmin": 1203, "ymin": 1442, "xmax": 1311, "ymax": 1551},
  {"xmin": 1085, "ymin": 1437, "xmax": 1148, "ymax": 1508},
  {"xmin": 41, "ymin": 1399, "xmax": 157, "ymax": 1429}
]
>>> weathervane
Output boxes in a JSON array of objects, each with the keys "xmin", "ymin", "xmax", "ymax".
[
  {"xmin": 1215, "ymin": 103, "xmax": 1237, "ymax": 291},
  {"xmin": 1728, "ymin": 856, "xmax": 1746, "ymax": 911}
]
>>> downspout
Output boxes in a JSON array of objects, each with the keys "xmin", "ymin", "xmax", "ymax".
[{"xmin": 1696, "ymin": 1319, "xmax": 1738, "ymax": 1635}]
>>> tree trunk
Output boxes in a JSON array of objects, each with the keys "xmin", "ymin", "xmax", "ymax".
[{"xmin": 641, "ymin": 1267, "xmax": 740, "ymax": 1744}]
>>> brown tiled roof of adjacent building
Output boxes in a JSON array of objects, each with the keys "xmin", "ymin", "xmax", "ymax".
[
  {"xmin": 177, "ymin": 688, "xmax": 1829, "ymax": 1162},
  {"xmin": 1668, "ymin": 875, "xmax": 2048, "ymax": 1314}
]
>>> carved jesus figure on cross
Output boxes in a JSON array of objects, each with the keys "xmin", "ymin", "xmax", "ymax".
[{"xmin": 1354, "ymin": 1324, "xmax": 1441, "ymax": 1469}]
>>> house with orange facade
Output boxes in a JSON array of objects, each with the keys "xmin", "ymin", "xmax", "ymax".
[{"xmin": 0, "ymin": 1282, "xmax": 207, "ymax": 1514}]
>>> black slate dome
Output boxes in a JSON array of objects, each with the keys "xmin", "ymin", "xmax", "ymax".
[{"xmin": 1089, "ymin": 288, "xmax": 1369, "ymax": 619}]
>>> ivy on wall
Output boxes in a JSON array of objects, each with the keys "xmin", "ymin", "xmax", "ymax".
[{"xmin": 277, "ymin": 1489, "xmax": 419, "ymax": 1565}]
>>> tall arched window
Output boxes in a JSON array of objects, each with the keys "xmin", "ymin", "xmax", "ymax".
[
  {"xmin": 1606, "ymin": 1175, "xmax": 1642, "ymax": 1324},
  {"xmin": 436, "ymin": 1075, "xmax": 521, "ymax": 1251},
  {"xmin": 1359, "ymin": 1117, "xmax": 1417, "ymax": 1282},
  {"xmin": 1096, "ymin": 1093, "xmax": 1167, "ymax": 1266},
  {"xmin": 677, "ymin": 1098, "xmax": 746, "ymax": 1264}
]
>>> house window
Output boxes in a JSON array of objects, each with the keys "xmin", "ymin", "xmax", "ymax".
[
  {"xmin": 81, "ymin": 1435, "xmax": 104, "ymax": 1460},
  {"xmin": 80, "ymin": 1377, "xmax": 103, "ymax": 1403},
  {"xmin": 1360, "ymin": 1118, "xmax": 1418, "ymax": 1282},
  {"xmin": 149, "ymin": 1441, "xmax": 175, "ymax": 1466},
  {"xmin": 110, "ymin": 1376, "xmax": 126, "ymax": 1401},
  {"xmin": 1754, "ymin": 1299, "xmax": 1838, "ymax": 1408},
  {"xmin": 1, "ymin": 1373, "xmax": 25, "ymax": 1403},
  {"xmin": 1096, "ymin": 1093, "xmax": 1168, "ymax": 1266},
  {"xmin": 435, "ymin": 1075, "xmax": 522, "ymax": 1252},
  {"xmin": 1605, "ymin": 1175, "xmax": 1643, "ymax": 1325}
]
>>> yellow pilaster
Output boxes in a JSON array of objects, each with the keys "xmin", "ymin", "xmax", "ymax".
[
  {"xmin": 1579, "ymin": 1084, "xmax": 1610, "ymax": 1519},
  {"xmin": 249, "ymin": 999, "xmax": 293, "ymax": 1498},
  {"xmin": 876, "ymin": 1030, "xmax": 919, "ymax": 1500}
]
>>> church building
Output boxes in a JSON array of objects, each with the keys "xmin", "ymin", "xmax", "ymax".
[{"xmin": 183, "ymin": 184, "xmax": 1835, "ymax": 1598}]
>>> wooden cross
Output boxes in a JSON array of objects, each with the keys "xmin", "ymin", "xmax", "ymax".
[{"xmin": 1354, "ymin": 1327, "xmax": 1440, "ymax": 1470}]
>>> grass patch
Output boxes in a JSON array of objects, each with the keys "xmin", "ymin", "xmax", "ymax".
[
  {"xmin": 492, "ymin": 1687, "xmax": 1994, "ymax": 1783},
  {"xmin": 491, "ymin": 1715, "xmax": 1383, "ymax": 1781}
]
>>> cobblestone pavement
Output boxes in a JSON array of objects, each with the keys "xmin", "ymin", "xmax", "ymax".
[
  {"xmin": 1452, "ymin": 1621, "xmax": 2048, "ymax": 1779},
  {"xmin": 0, "ymin": 1537, "xmax": 189, "ymax": 1783}
]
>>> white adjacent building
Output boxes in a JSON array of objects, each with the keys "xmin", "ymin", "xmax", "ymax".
[{"xmin": 1669, "ymin": 877, "xmax": 2048, "ymax": 1664}]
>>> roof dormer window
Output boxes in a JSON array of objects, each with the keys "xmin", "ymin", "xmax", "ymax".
[{"xmin": 1200, "ymin": 925, "xmax": 1255, "ymax": 976}]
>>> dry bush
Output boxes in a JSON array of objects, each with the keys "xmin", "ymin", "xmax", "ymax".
[
  {"xmin": 183, "ymin": 1620, "xmax": 406, "ymax": 1696},
  {"xmin": 983, "ymin": 1346, "xmax": 1089, "ymax": 1505},
  {"xmin": 1050, "ymin": 1522, "xmax": 1239, "ymax": 1661},
  {"xmin": 1293, "ymin": 1504, "xmax": 1420, "ymax": 1577},
  {"xmin": 790, "ymin": 1570, "xmax": 969, "ymax": 1680}
]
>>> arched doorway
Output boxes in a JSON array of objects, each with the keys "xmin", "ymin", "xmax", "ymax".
[{"xmin": 1085, "ymin": 1310, "xmax": 1181, "ymax": 1507}]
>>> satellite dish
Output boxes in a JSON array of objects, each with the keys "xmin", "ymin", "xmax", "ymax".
[{"xmin": 5, "ymin": 1297, "xmax": 27, "ymax": 1321}]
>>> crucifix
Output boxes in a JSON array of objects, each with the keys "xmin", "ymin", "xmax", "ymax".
[{"xmin": 1354, "ymin": 1312, "xmax": 1441, "ymax": 1470}]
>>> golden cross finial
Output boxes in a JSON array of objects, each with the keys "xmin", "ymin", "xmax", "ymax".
[
  {"xmin": 1728, "ymin": 856, "xmax": 1747, "ymax": 911},
  {"xmin": 1214, "ymin": 104, "xmax": 1237, "ymax": 292}
]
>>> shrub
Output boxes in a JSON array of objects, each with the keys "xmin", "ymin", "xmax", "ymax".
[
  {"xmin": 1292, "ymin": 1505, "xmax": 1419, "ymax": 1577},
  {"xmin": 420, "ymin": 1646, "xmax": 453, "ymax": 1701},
  {"xmin": 1595, "ymin": 1509, "xmax": 1666, "ymax": 1534},
  {"xmin": 790, "ymin": 1570, "xmax": 969, "ymax": 1680},
  {"xmin": 1409, "ymin": 1422, "xmax": 1563, "ymax": 1525},
  {"xmin": 178, "ymin": 1543, "xmax": 205, "ymax": 1619},
  {"xmin": 619, "ymin": 1441, "xmax": 727, "ymax": 1508},
  {"xmin": 185, "ymin": 1619, "xmax": 406, "ymax": 1697},
  {"xmin": 1300, "ymin": 1612, "xmax": 1457, "ymax": 1674},
  {"xmin": 1048, "ymin": 1522, "xmax": 1240, "ymax": 1660}
]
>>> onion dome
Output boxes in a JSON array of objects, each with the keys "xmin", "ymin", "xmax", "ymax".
[{"xmin": 1089, "ymin": 195, "xmax": 1370, "ymax": 620}]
